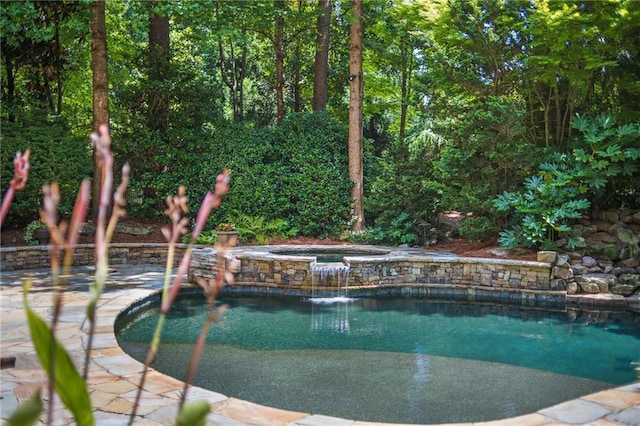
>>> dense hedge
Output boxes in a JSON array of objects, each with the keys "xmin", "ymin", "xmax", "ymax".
[
  {"xmin": 1, "ymin": 114, "xmax": 92, "ymax": 227},
  {"xmin": 203, "ymin": 111, "xmax": 353, "ymax": 237},
  {"xmin": 112, "ymin": 111, "xmax": 351, "ymax": 237}
]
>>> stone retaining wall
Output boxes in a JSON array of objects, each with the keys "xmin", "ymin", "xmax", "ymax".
[
  {"xmin": 0, "ymin": 243, "xmax": 188, "ymax": 270},
  {"xmin": 188, "ymin": 246, "xmax": 553, "ymax": 293}
]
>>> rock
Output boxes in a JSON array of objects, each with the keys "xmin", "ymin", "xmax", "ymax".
[
  {"xmin": 585, "ymin": 244, "xmax": 617, "ymax": 260},
  {"xmin": 537, "ymin": 251, "xmax": 557, "ymax": 263},
  {"xmin": 115, "ymin": 223, "xmax": 152, "ymax": 236},
  {"xmin": 80, "ymin": 223, "xmax": 96, "ymax": 235},
  {"xmin": 611, "ymin": 284, "xmax": 638, "ymax": 296},
  {"xmin": 566, "ymin": 281, "xmax": 578, "ymax": 295},
  {"xmin": 582, "ymin": 256, "xmax": 598, "ymax": 267},
  {"xmin": 566, "ymin": 251, "xmax": 583, "ymax": 261},
  {"xmin": 621, "ymin": 258, "xmax": 639, "ymax": 268},
  {"xmin": 599, "ymin": 210, "xmax": 619, "ymax": 223},
  {"xmin": 619, "ymin": 274, "xmax": 640, "ymax": 286},
  {"xmin": 553, "ymin": 266, "xmax": 574, "ymax": 280},
  {"xmin": 582, "ymin": 273, "xmax": 616, "ymax": 293},
  {"xmin": 598, "ymin": 260, "xmax": 614, "ymax": 269},
  {"xmin": 578, "ymin": 281, "xmax": 601, "ymax": 294},
  {"xmin": 587, "ymin": 231, "xmax": 618, "ymax": 245},
  {"xmin": 571, "ymin": 264, "xmax": 589, "ymax": 275},
  {"xmin": 556, "ymin": 254, "xmax": 571, "ymax": 267},
  {"xmin": 573, "ymin": 224, "xmax": 597, "ymax": 237},
  {"xmin": 549, "ymin": 279, "xmax": 566, "ymax": 291},
  {"xmin": 592, "ymin": 221, "xmax": 614, "ymax": 232},
  {"xmin": 610, "ymin": 223, "xmax": 639, "ymax": 259},
  {"xmin": 633, "ymin": 211, "xmax": 640, "ymax": 223},
  {"xmin": 621, "ymin": 212, "xmax": 634, "ymax": 224}
]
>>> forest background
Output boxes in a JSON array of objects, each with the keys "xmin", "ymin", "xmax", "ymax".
[{"xmin": 2, "ymin": 0, "xmax": 639, "ymax": 249}]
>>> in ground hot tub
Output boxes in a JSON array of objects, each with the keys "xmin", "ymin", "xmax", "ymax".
[{"xmin": 188, "ymin": 244, "xmax": 558, "ymax": 304}]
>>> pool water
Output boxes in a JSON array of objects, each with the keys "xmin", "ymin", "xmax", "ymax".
[
  {"xmin": 271, "ymin": 249, "xmax": 387, "ymax": 263},
  {"xmin": 117, "ymin": 294, "xmax": 640, "ymax": 423}
]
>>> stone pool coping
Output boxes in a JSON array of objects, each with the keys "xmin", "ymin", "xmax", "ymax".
[{"xmin": 1, "ymin": 264, "xmax": 639, "ymax": 425}]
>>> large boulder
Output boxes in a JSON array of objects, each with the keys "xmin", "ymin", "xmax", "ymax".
[
  {"xmin": 610, "ymin": 224, "xmax": 639, "ymax": 261},
  {"xmin": 576, "ymin": 273, "xmax": 616, "ymax": 293}
]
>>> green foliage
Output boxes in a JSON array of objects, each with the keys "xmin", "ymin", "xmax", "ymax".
[
  {"xmin": 0, "ymin": 114, "xmax": 92, "ymax": 225},
  {"xmin": 386, "ymin": 212, "xmax": 419, "ymax": 245},
  {"xmin": 4, "ymin": 389, "xmax": 42, "ymax": 426},
  {"xmin": 457, "ymin": 216, "xmax": 496, "ymax": 242},
  {"xmin": 23, "ymin": 281, "xmax": 94, "ymax": 426},
  {"xmin": 23, "ymin": 220, "xmax": 46, "ymax": 246},
  {"xmin": 346, "ymin": 227, "xmax": 385, "ymax": 244},
  {"xmin": 494, "ymin": 115, "xmax": 640, "ymax": 249},
  {"xmin": 176, "ymin": 400, "xmax": 210, "ymax": 426},
  {"xmin": 203, "ymin": 112, "xmax": 352, "ymax": 238},
  {"xmin": 232, "ymin": 214, "xmax": 296, "ymax": 245},
  {"xmin": 366, "ymin": 138, "xmax": 444, "ymax": 245},
  {"xmin": 428, "ymin": 96, "xmax": 537, "ymax": 221},
  {"xmin": 191, "ymin": 230, "xmax": 217, "ymax": 245},
  {"xmin": 346, "ymin": 213, "xmax": 418, "ymax": 246},
  {"xmin": 570, "ymin": 114, "xmax": 640, "ymax": 208},
  {"xmin": 191, "ymin": 215, "xmax": 295, "ymax": 245}
]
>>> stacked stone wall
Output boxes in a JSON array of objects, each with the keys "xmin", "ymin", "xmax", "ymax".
[
  {"xmin": 1, "ymin": 243, "xmax": 187, "ymax": 271},
  {"xmin": 548, "ymin": 208, "xmax": 640, "ymax": 305},
  {"xmin": 188, "ymin": 247, "xmax": 553, "ymax": 294}
]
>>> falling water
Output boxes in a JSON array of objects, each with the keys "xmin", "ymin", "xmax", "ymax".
[
  {"xmin": 310, "ymin": 261, "xmax": 351, "ymax": 301},
  {"xmin": 310, "ymin": 260, "xmax": 352, "ymax": 331}
]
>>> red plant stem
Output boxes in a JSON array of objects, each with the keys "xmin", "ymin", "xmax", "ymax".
[{"xmin": 0, "ymin": 186, "xmax": 15, "ymax": 227}]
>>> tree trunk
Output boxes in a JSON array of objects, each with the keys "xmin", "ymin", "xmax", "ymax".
[
  {"xmin": 274, "ymin": 0, "xmax": 285, "ymax": 123},
  {"xmin": 90, "ymin": 0, "xmax": 109, "ymax": 212},
  {"xmin": 148, "ymin": 3, "xmax": 170, "ymax": 132},
  {"xmin": 312, "ymin": 0, "xmax": 331, "ymax": 112},
  {"xmin": 218, "ymin": 36, "xmax": 247, "ymax": 122},
  {"xmin": 348, "ymin": 0, "xmax": 364, "ymax": 231}
]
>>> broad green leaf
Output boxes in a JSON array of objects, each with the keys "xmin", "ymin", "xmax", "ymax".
[
  {"xmin": 4, "ymin": 389, "xmax": 43, "ymax": 426},
  {"xmin": 22, "ymin": 282, "xmax": 94, "ymax": 426},
  {"xmin": 175, "ymin": 400, "xmax": 211, "ymax": 426}
]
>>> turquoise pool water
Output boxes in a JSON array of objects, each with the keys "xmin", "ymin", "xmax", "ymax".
[{"xmin": 117, "ymin": 294, "xmax": 640, "ymax": 423}]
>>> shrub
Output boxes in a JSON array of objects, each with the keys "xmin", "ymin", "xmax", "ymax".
[
  {"xmin": 494, "ymin": 115, "xmax": 640, "ymax": 249},
  {"xmin": 366, "ymin": 137, "xmax": 444, "ymax": 245},
  {"xmin": 457, "ymin": 216, "xmax": 496, "ymax": 242},
  {"xmin": 23, "ymin": 219, "xmax": 47, "ymax": 246},
  {"xmin": 202, "ymin": 112, "xmax": 352, "ymax": 238},
  {"xmin": 0, "ymin": 114, "xmax": 92, "ymax": 226},
  {"xmin": 232, "ymin": 214, "xmax": 296, "ymax": 244}
]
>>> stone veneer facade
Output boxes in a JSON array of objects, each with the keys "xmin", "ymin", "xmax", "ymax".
[
  {"xmin": 3, "ymin": 243, "xmax": 638, "ymax": 308},
  {"xmin": 188, "ymin": 245, "xmax": 558, "ymax": 299},
  {"xmin": 0, "ymin": 243, "xmax": 188, "ymax": 271}
]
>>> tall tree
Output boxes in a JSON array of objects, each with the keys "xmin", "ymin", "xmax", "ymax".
[
  {"xmin": 148, "ymin": 1, "xmax": 170, "ymax": 132},
  {"xmin": 312, "ymin": 0, "xmax": 331, "ymax": 111},
  {"xmin": 274, "ymin": 0, "xmax": 285, "ymax": 123},
  {"xmin": 348, "ymin": 0, "xmax": 364, "ymax": 230},
  {"xmin": 90, "ymin": 0, "xmax": 109, "ymax": 211},
  {"xmin": 1, "ymin": 1, "xmax": 84, "ymax": 120}
]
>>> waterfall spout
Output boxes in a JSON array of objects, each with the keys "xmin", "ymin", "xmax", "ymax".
[{"xmin": 311, "ymin": 262, "xmax": 351, "ymax": 300}]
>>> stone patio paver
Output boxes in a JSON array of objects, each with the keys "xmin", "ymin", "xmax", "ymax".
[{"xmin": 538, "ymin": 399, "xmax": 614, "ymax": 424}]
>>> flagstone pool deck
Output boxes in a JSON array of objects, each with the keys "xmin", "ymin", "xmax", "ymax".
[{"xmin": 1, "ymin": 264, "xmax": 639, "ymax": 425}]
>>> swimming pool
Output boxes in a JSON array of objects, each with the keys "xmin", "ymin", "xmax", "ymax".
[{"xmin": 116, "ymin": 292, "xmax": 640, "ymax": 424}]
